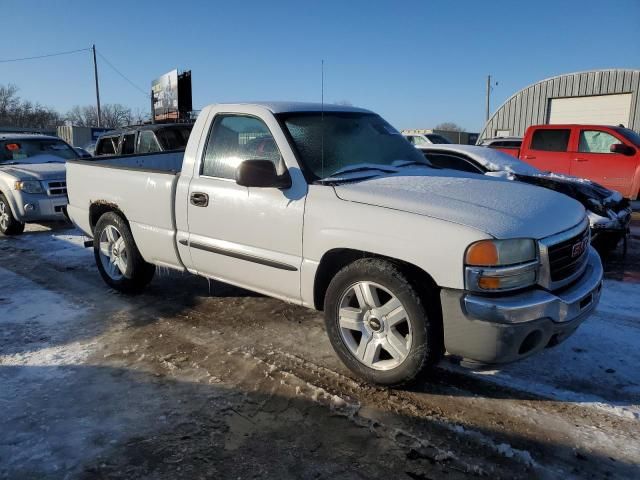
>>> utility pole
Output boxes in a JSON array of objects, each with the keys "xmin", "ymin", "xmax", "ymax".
[
  {"xmin": 485, "ymin": 74, "xmax": 491, "ymax": 122},
  {"xmin": 150, "ymin": 91, "xmax": 156, "ymax": 124},
  {"xmin": 92, "ymin": 44, "xmax": 102, "ymax": 127}
]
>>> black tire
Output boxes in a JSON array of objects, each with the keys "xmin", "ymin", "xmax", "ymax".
[
  {"xmin": 0, "ymin": 194, "xmax": 25, "ymax": 235},
  {"xmin": 93, "ymin": 212, "xmax": 155, "ymax": 293},
  {"xmin": 324, "ymin": 258, "xmax": 442, "ymax": 386}
]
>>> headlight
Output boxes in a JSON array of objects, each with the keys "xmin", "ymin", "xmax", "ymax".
[
  {"xmin": 14, "ymin": 180, "xmax": 44, "ymax": 194},
  {"xmin": 465, "ymin": 239, "xmax": 538, "ymax": 292}
]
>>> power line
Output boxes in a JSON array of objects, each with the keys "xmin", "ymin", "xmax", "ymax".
[
  {"xmin": 96, "ymin": 50, "xmax": 150, "ymax": 98},
  {"xmin": 0, "ymin": 47, "xmax": 91, "ymax": 63}
]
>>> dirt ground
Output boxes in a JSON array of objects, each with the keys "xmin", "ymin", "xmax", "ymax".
[{"xmin": 1, "ymin": 215, "xmax": 639, "ymax": 479}]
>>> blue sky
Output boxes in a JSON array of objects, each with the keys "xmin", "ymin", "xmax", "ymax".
[{"xmin": 2, "ymin": 0, "xmax": 639, "ymax": 131}]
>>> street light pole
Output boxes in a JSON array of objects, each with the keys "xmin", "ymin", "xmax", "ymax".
[{"xmin": 92, "ymin": 44, "xmax": 102, "ymax": 127}]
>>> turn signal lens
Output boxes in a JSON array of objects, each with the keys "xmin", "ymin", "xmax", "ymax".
[
  {"xmin": 478, "ymin": 276, "xmax": 501, "ymax": 289},
  {"xmin": 466, "ymin": 240, "xmax": 498, "ymax": 266},
  {"xmin": 466, "ymin": 239, "xmax": 536, "ymax": 266}
]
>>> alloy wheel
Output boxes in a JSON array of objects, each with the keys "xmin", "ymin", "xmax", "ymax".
[
  {"xmin": 98, "ymin": 224, "xmax": 128, "ymax": 280},
  {"xmin": 337, "ymin": 281, "xmax": 413, "ymax": 371}
]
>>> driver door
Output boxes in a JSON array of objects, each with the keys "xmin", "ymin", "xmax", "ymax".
[{"xmin": 185, "ymin": 113, "xmax": 306, "ymax": 302}]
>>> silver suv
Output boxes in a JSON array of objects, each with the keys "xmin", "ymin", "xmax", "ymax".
[{"xmin": 0, "ymin": 134, "xmax": 76, "ymax": 235}]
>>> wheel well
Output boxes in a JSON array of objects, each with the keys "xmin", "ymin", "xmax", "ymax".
[
  {"xmin": 313, "ymin": 249, "xmax": 441, "ymax": 312},
  {"xmin": 0, "ymin": 188, "xmax": 17, "ymax": 216},
  {"xmin": 89, "ymin": 202, "xmax": 127, "ymax": 234}
]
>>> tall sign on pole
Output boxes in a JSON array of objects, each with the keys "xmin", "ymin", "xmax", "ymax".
[
  {"xmin": 151, "ymin": 70, "xmax": 192, "ymax": 123},
  {"xmin": 92, "ymin": 45, "xmax": 102, "ymax": 127}
]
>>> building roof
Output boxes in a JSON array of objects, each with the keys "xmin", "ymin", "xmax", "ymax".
[{"xmin": 480, "ymin": 69, "xmax": 640, "ymax": 140}]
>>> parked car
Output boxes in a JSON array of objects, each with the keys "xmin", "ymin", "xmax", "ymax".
[
  {"xmin": 67, "ymin": 102, "xmax": 602, "ymax": 386},
  {"xmin": 0, "ymin": 134, "xmax": 76, "ymax": 235},
  {"xmin": 94, "ymin": 123, "xmax": 193, "ymax": 157},
  {"xmin": 402, "ymin": 132, "xmax": 452, "ymax": 146},
  {"xmin": 418, "ymin": 144, "xmax": 632, "ymax": 251},
  {"xmin": 478, "ymin": 136, "xmax": 522, "ymax": 156},
  {"xmin": 498, "ymin": 124, "xmax": 640, "ymax": 199}
]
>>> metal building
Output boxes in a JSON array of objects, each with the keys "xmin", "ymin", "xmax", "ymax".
[{"xmin": 479, "ymin": 69, "xmax": 640, "ymax": 141}]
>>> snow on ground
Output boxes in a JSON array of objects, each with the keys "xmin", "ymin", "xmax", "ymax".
[
  {"xmin": 446, "ymin": 279, "xmax": 640, "ymax": 420},
  {"xmin": 0, "ymin": 266, "xmax": 94, "ymax": 367},
  {"xmin": 3, "ymin": 227, "xmax": 639, "ymax": 422},
  {"xmin": 8, "ymin": 225, "xmax": 92, "ymax": 270}
]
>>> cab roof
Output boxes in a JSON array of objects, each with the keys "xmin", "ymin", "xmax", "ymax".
[{"xmin": 211, "ymin": 101, "xmax": 373, "ymax": 114}]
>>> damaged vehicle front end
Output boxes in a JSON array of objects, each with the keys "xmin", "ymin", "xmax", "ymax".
[{"xmin": 512, "ymin": 173, "xmax": 632, "ymax": 251}]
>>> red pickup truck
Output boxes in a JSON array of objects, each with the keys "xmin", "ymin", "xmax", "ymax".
[{"xmin": 482, "ymin": 125, "xmax": 640, "ymax": 199}]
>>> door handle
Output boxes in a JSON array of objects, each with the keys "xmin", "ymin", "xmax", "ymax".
[
  {"xmin": 523, "ymin": 155, "xmax": 536, "ymax": 160},
  {"xmin": 190, "ymin": 192, "xmax": 209, "ymax": 207},
  {"xmin": 575, "ymin": 158, "xmax": 588, "ymax": 162}
]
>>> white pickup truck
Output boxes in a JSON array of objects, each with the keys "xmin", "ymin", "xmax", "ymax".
[{"xmin": 67, "ymin": 102, "xmax": 603, "ymax": 385}]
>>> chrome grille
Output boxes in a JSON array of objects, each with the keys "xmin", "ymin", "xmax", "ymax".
[
  {"xmin": 46, "ymin": 180, "xmax": 67, "ymax": 196},
  {"xmin": 539, "ymin": 219, "xmax": 590, "ymax": 291}
]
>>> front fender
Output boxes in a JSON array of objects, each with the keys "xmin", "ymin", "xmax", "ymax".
[{"xmin": 0, "ymin": 178, "xmax": 20, "ymax": 219}]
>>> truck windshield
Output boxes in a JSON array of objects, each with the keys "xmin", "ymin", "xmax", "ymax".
[
  {"xmin": 156, "ymin": 126, "xmax": 192, "ymax": 150},
  {"xmin": 279, "ymin": 112, "xmax": 428, "ymax": 180},
  {"xmin": 1, "ymin": 138, "xmax": 78, "ymax": 164}
]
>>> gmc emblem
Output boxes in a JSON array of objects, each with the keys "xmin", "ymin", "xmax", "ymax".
[{"xmin": 571, "ymin": 238, "xmax": 589, "ymax": 258}]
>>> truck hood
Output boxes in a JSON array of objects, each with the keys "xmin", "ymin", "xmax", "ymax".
[
  {"xmin": 0, "ymin": 162, "xmax": 66, "ymax": 181},
  {"xmin": 333, "ymin": 170, "xmax": 586, "ymax": 239}
]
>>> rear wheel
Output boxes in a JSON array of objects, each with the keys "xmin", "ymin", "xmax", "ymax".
[
  {"xmin": 0, "ymin": 194, "xmax": 25, "ymax": 235},
  {"xmin": 94, "ymin": 212, "xmax": 155, "ymax": 293},
  {"xmin": 324, "ymin": 258, "xmax": 442, "ymax": 386}
]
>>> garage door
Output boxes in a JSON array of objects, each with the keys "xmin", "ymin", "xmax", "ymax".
[{"xmin": 548, "ymin": 93, "xmax": 632, "ymax": 126}]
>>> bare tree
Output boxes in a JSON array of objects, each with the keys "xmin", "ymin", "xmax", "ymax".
[
  {"xmin": 434, "ymin": 122, "xmax": 464, "ymax": 132},
  {"xmin": 0, "ymin": 84, "xmax": 61, "ymax": 129},
  {"xmin": 65, "ymin": 103, "xmax": 133, "ymax": 128},
  {"xmin": 130, "ymin": 108, "xmax": 150, "ymax": 125}
]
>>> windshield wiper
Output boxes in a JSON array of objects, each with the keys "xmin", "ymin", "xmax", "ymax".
[
  {"xmin": 331, "ymin": 164, "xmax": 398, "ymax": 176},
  {"xmin": 317, "ymin": 164, "xmax": 399, "ymax": 185},
  {"xmin": 391, "ymin": 160, "xmax": 432, "ymax": 169}
]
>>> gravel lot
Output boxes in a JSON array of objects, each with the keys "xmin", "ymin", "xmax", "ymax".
[{"xmin": 1, "ymin": 216, "xmax": 639, "ymax": 479}]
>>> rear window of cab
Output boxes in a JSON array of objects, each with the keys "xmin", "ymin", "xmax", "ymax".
[{"xmin": 530, "ymin": 129, "xmax": 570, "ymax": 152}]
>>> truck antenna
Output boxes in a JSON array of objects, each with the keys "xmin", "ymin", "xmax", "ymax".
[{"xmin": 321, "ymin": 59, "xmax": 325, "ymax": 179}]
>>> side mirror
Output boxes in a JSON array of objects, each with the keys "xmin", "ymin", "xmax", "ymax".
[
  {"xmin": 236, "ymin": 159, "xmax": 292, "ymax": 189},
  {"xmin": 610, "ymin": 143, "xmax": 635, "ymax": 156}
]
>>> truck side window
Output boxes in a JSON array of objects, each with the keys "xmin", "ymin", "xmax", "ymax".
[
  {"xmin": 137, "ymin": 131, "xmax": 161, "ymax": 154},
  {"xmin": 96, "ymin": 137, "xmax": 116, "ymax": 155},
  {"xmin": 530, "ymin": 129, "xmax": 570, "ymax": 152},
  {"xmin": 201, "ymin": 115, "xmax": 282, "ymax": 179},
  {"xmin": 121, "ymin": 134, "xmax": 136, "ymax": 155},
  {"xmin": 578, "ymin": 130, "xmax": 618, "ymax": 154}
]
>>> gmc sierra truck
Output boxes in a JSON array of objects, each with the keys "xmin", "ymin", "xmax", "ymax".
[{"xmin": 66, "ymin": 102, "xmax": 603, "ymax": 385}]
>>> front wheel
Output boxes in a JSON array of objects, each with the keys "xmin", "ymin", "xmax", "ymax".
[
  {"xmin": 93, "ymin": 212, "xmax": 155, "ymax": 293},
  {"xmin": 324, "ymin": 258, "xmax": 442, "ymax": 386},
  {"xmin": 0, "ymin": 194, "xmax": 25, "ymax": 235}
]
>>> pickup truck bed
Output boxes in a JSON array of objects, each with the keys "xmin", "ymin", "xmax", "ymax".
[{"xmin": 67, "ymin": 151, "xmax": 185, "ymax": 270}]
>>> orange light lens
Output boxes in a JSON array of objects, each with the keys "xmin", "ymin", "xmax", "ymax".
[
  {"xmin": 5, "ymin": 143, "xmax": 20, "ymax": 151},
  {"xmin": 478, "ymin": 277, "xmax": 501, "ymax": 289},
  {"xmin": 466, "ymin": 241, "xmax": 499, "ymax": 266}
]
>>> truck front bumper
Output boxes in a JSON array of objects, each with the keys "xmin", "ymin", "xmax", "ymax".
[
  {"xmin": 12, "ymin": 191, "xmax": 68, "ymax": 223},
  {"xmin": 440, "ymin": 248, "xmax": 603, "ymax": 365}
]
